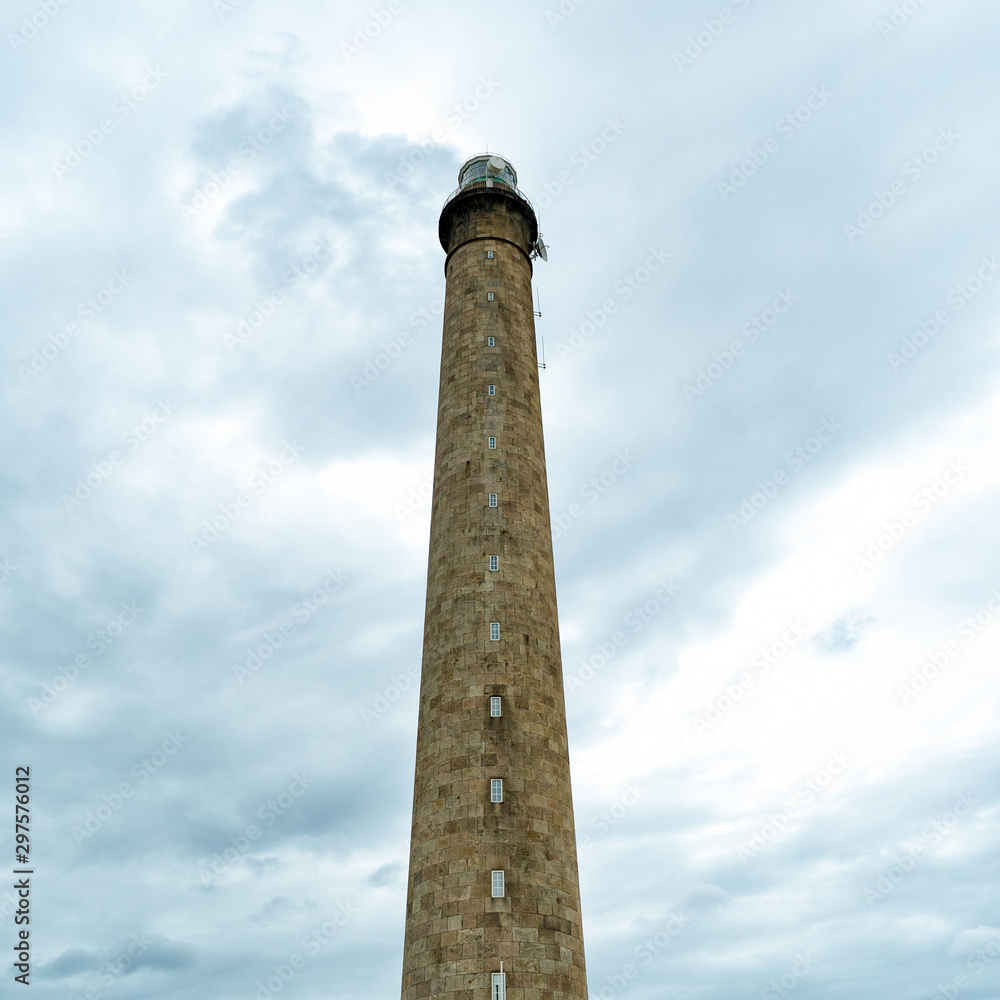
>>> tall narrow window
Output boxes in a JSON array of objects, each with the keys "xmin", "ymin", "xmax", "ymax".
[
  {"xmin": 490, "ymin": 696, "xmax": 502, "ymax": 717},
  {"xmin": 489, "ymin": 555, "xmax": 499, "ymax": 571},
  {"xmin": 487, "ymin": 251, "xmax": 494, "ymax": 259},
  {"xmin": 492, "ymin": 972, "xmax": 506, "ymax": 1000},
  {"xmin": 488, "ymin": 493, "xmax": 498, "ymax": 507},
  {"xmin": 488, "ymin": 437, "xmax": 496, "ymax": 449},
  {"xmin": 488, "ymin": 337, "xmax": 495, "ymax": 346},
  {"xmin": 491, "ymin": 870, "xmax": 505, "ymax": 897},
  {"xmin": 490, "ymin": 622, "xmax": 500, "ymax": 641},
  {"xmin": 491, "ymin": 779, "xmax": 503, "ymax": 803},
  {"xmin": 488, "ymin": 385, "xmax": 496, "ymax": 395},
  {"xmin": 487, "ymin": 292, "xmax": 494, "ymax": 301}
]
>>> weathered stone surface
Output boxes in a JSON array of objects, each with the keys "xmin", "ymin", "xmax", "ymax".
[{"xmin": 401, "ymin": 186, "xmax": 588, "ymax": 1000}]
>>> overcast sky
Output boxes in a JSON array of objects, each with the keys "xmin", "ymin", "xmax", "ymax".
[{"xmin": 3, "ymin": 1, "xmax": 1000, "ymax": 998}]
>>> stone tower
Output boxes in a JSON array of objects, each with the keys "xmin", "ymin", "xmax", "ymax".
[{"xmin": 400, "ymin": 155, "xmax": 589, "ymax": 1000}]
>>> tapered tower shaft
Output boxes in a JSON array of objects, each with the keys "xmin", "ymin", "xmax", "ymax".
[{"xmin": 401, "ymin": 155, "xmax": 588, "ymax": 1000}]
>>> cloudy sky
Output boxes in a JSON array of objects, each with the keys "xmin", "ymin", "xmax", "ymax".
[{"xmin": 3, "ymin": 0, "xmax": 1000, "ymax": 998}]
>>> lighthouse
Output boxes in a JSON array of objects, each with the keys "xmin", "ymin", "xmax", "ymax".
[{"xmin": 400, "ymin": 154, "xmax": 589, "ymax": 1000}]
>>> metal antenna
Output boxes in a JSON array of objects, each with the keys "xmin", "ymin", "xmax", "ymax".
[{"xmin": 535, "ymin": 288, "xmax": 545, "ymax": 369}]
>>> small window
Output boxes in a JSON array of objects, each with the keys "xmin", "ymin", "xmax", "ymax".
[
  {"xmin": 487, "ymin": 292, "xmax": 494, "ymax": 301},
  {"xmin": 488, "ymin": 385, "xmax": 496, "ymax": 396},
  {"xmin": 491, "ymin": 870, "xmax": 505, "ymax": 897},
  {"xmin": 488, "ymin": 437, "xmax": 496, "ymax": 449},
  {"xmin": 487, "ymin": 251, "xmax": 494, "ymax": 259},
  {"xmin": 488, "ymin": 493, "xmax": 498, "ymax": 507},
  {"xmin": 490, "ymin": 622, "xmax": 500, "ymax": 641},
  {"xmin": 490, "ymin": 696, "xmax": 502, "ymax": 717},
  {"xmin": 488, "ymin": 337, "xmax": 495, "ymax": 346},
  {"xmin": 492, "ymin": 972, "xmax": 506, "ymax": 1000},
  {"xmin": 489, "ymin": 555, "xmax": 499, "ymax": 572},
  {"xmin": 491, "ymin": 779, "xmax": 503, "ymax": 803}
]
